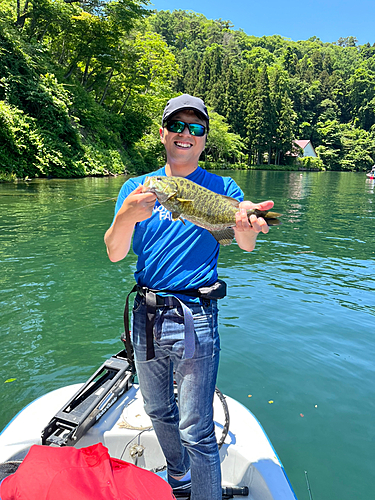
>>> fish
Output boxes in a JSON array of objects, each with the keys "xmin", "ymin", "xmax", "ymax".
[{"xmin": 142, "ymin": 175, "xmax": 281, "ymax": 246}]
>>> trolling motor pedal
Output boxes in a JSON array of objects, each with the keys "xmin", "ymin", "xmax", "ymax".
[{"xmin": 41, "ymin": 350, "xmax": 132, "ymax": 447}]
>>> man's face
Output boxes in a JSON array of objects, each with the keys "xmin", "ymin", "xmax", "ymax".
[{"xmin": 159, "ymin": 110, "xmax": 207, "ymax": 166}]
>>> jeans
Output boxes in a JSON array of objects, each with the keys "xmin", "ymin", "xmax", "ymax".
[{"xmin": 132, "ymin": 294, "xmax": 222, "ymax": 500}]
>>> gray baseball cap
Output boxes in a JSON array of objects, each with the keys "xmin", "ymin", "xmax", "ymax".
[{"xmin": 162, "ymin": 94, "xmax": 210, "ymax": 130}]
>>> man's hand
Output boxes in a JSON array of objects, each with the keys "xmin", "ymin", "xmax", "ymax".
[
  {"xmin": 104, "ymin": 185, "xmax": 156, "ymax": 262},
  {"xmin": 235, "ymin": 200, "xmax": 274, "ymax": 234},
  {"xmin": 122, "ymin": 184, "xmax": 157, "ymax": 224},
  {"xmin": 234, "ymin": 200, "xmax": 274, "ymax": 251}
]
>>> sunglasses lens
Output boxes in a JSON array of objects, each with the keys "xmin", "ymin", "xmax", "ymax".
[
  {"xmin": 188, "ymin": 123, "xmax": 205, "ymax": 136},
  {"xmin": 166, "ymin": 120, "xmax": 206, "ymax": 136},
  {"xmin": 166, "ymin": 121, "xmax": 185, "ymax": 133}
]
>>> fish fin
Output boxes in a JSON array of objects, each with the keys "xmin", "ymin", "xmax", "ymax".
[
  {"xmin": 266, "ymin": 211, "xmax": 282, "ymax": 218},
  {"xmin": 254, "ymin": 210, "xmax": 282, "ymax": 219},
  {"xmin": 209, "ymin": 228, "xmax": 235, "ymax": 246},
  {"xmin": 171, "ymin": 212, "xmax": 186, "ymax": 225},
  {"xmin": 176, "ymin": 197, "xmax": 194, "ymax": 203},
  {"xmin": 222, "ymin": 196, "xmax": 240, "ymax": 208}
]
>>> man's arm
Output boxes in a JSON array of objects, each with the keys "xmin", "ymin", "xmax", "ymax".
[
  {"xmin": 104, "ymin": 185, "xmax": 156, "ymax": 262},
  {"xmin": 234, "ymin": 200, "xmax": 274, "ymax": 252}
]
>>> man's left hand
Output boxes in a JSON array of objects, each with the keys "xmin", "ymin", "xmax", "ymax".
[{"xmin": 235, "ymin": 200, "xmax": 274, "ymax": 234}]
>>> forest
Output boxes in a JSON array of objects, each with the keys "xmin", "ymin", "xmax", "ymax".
[{"xmin": 1, "ymin": 0, "xmax": 375, "ymax": 180}]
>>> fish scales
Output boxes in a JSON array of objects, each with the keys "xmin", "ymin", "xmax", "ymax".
[
  {"xmin": 164, "ymin": 176, "xmax": 239, "ymax": 230},
  {"xmin": 142, "ymin": 176, "xmax": 281, "ymax": 245}
]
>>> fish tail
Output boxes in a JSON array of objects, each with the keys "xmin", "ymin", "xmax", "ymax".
[{"xmin": 250, "ymin": 210, "xmax": 282, "ymax": 226}]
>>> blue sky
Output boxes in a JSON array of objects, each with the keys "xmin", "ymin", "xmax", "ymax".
[{"xmin": 150, "ymin": 0, "xmax": 375, "ymax": 46}]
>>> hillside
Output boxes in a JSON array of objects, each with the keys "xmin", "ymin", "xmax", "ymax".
[{"xmin": 1, "ymin": 2, "xmax": 375, "ymax": 180}]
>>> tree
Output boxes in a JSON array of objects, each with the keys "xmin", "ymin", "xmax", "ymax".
[
  {"xmin": 339, "ymin": 124, "xmax": 375, "ymax": 171},
  {"xmin": 246, "ymin": 66, "xmax": 274, "ymax": 164},
  {"xmin": 336, "ymin": 36, "xmax": 358, "ymax": 48},
  {"xmin": 194, "ymin": 45, "xmax": 214, "ymax": 100},
  {"xmin": 270, "ymin": 70, "xmax": 296, "ymax": 164},
  {"xmin": 316, "ymin": 119, "xmax": 343, "ymax": 170},
  {"xmin": 204, "ymin": 109, "xmax": 244, "ymax": 164},
  {"xmin": 348, "ymin": 67, "xmax": 375, "ymax": 130},
  {"xmin": 283, "ymin": 46, "xmax": 298, "ymax": 75}
]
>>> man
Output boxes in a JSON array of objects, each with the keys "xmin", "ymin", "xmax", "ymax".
[{"xmin": 104, "ymin": 94, "xmax": 273, "ymax": 499}]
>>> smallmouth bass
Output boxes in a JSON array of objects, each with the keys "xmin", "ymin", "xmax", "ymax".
[{"xmin": 143, "ymin": 175, "xmax": 281, "ymax": 246}]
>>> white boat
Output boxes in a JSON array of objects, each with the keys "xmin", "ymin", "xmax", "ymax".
[{"xmin": 0, "ymin": 351, "xmax": 297, "ymax": 499}]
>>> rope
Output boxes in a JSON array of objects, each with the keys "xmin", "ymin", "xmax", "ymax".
[
  {"xmin": 173, "ymin": 383, "xmax": 230, "ymax": 449},
  {"xmin": 214, "ymin": 387, "xmax": 230, "ymax": 450}
]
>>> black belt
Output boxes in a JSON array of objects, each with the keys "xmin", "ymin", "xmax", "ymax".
[
  {"xmin": 123, "ymin": 281, "xmax": 227, "ymax": 367},
  {"xmin": 123, "ymin": 285, "xmax": 197, "ymax": 365}
]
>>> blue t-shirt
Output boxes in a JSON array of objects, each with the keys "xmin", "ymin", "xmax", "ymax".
[{"xmin": 114, "ymin": 166, "xmax": 243, "ymax": 293}]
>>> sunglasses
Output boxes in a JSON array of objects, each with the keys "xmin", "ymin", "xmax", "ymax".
[{"xmin": 165, "ymin": 120, "xmax": 207, "ymax": 137}]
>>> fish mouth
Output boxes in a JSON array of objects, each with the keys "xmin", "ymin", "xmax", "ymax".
[
  {"xmin": 142, "ymin": 177, "xmax": 153, "ymax": 192},
  {"xmin": 142, "ymin": 176, "xmax": 177, "ymax": 202},
  {"xmin": 142, "ymin": 177, "xmax": 159, "ymax": 196},
  {"xmin": 174, "ymin": 141, "xmax": 192, "ymax": 149}
]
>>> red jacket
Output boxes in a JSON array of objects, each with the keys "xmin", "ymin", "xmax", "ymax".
[{"xmin": 1, "ymin": 443, "xmax": 175, "ymax": 500}]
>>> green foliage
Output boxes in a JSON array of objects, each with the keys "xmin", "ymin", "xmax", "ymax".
[
  {"xmin": 297, "ymin": 156, "xmax": 325, "ymax": 170},
  {"xmin": 339, "ymin": 124, "xmax": 375, "ymax": 171},
  {"xmin": 2, "ymin": 3, "xmax": 375, "ymax": 180},
  {"xmin": 149, "ymin": 9, "xmax": 375, "ymax": 171},
  {"xmin": 204, "ymin": 109, "xmax": 245, "ymax": 164},
  {"xmin": 129, "ymin": 122, "xmax": 165, "ymax": 174},
  {"xmin": 0, "ymin": 100, "xmax": 83, "ymax": 178},
  {"xmin": 249, "ymin": 163, "xmax": 300, "ymax": 171},
  {"xmin": 0, "ymin": 1, "xmax": 175, "ymax": 179},
  {"xmin": 0, "ymin": 172, "xmax": 17, "ymax": 182},
  {"xmin": 77, "ymin": 144, "xmax": 126, "ymax": 176},
  {"xmin": 315, "ymin": 119, "xmax": 343, "ymax": 170}
]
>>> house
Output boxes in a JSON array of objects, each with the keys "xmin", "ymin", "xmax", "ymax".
[{"xmin": 292, "ymin": 140, "xmax": 317, "ymax": 158}]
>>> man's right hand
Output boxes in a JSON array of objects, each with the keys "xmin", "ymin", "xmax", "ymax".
[
  {"xmin": 104, "ymin": 185, "xmax": 156, "ymax": 262},
  {"xmin": 121, "ymin": 184, "xmax": 157, "ymax": 224}
]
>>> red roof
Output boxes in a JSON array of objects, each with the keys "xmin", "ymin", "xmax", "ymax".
[
  {"xmin": 286, "ymin": 140, "xmax": 316, "ymax": 157},
  {"xmin": 294, "ymin": 140, "xmax": 311, "ymax": 149}
]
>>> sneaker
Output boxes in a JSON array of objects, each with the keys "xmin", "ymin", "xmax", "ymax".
[{"xmin": 168, "ymin": 474, "xmax": 191, "ymax": 494}]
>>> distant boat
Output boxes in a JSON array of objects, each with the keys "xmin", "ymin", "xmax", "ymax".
[
  {"xmin": 0, "ymin": 351, "xmax": 298, "ymax": 500},
  {"xmin": 366, "ymin": 166, "xmax": 375, "ymax": 179}
]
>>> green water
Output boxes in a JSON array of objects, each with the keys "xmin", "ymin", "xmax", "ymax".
[{"xmin": 1, "ymin": 171, "xmax": 374, "ymax": 499}]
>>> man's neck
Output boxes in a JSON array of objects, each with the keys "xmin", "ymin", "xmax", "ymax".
[{"xmin": 165, "ymin": 161, "xmax": 198, "ymax": 177}]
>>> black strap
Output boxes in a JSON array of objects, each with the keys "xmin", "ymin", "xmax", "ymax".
[
  {"xmin": 145, "ymin": 291, "xmax": 157, "ymax": 360},
  {"xmin": 123, "ymin": 285, "xmax": 137, "ymax": 372},
  {"xmin": 123, "ymin": 286, "xmax": 160, "ymax": 367},
  {"xmin": 123, "ymin": 285, "xmax": 196, "ymax": 367}
]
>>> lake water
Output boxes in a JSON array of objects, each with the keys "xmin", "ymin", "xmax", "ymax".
[{"xmin": 1, "ymin": 171, "xmax": 374, "ymax": 499}]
